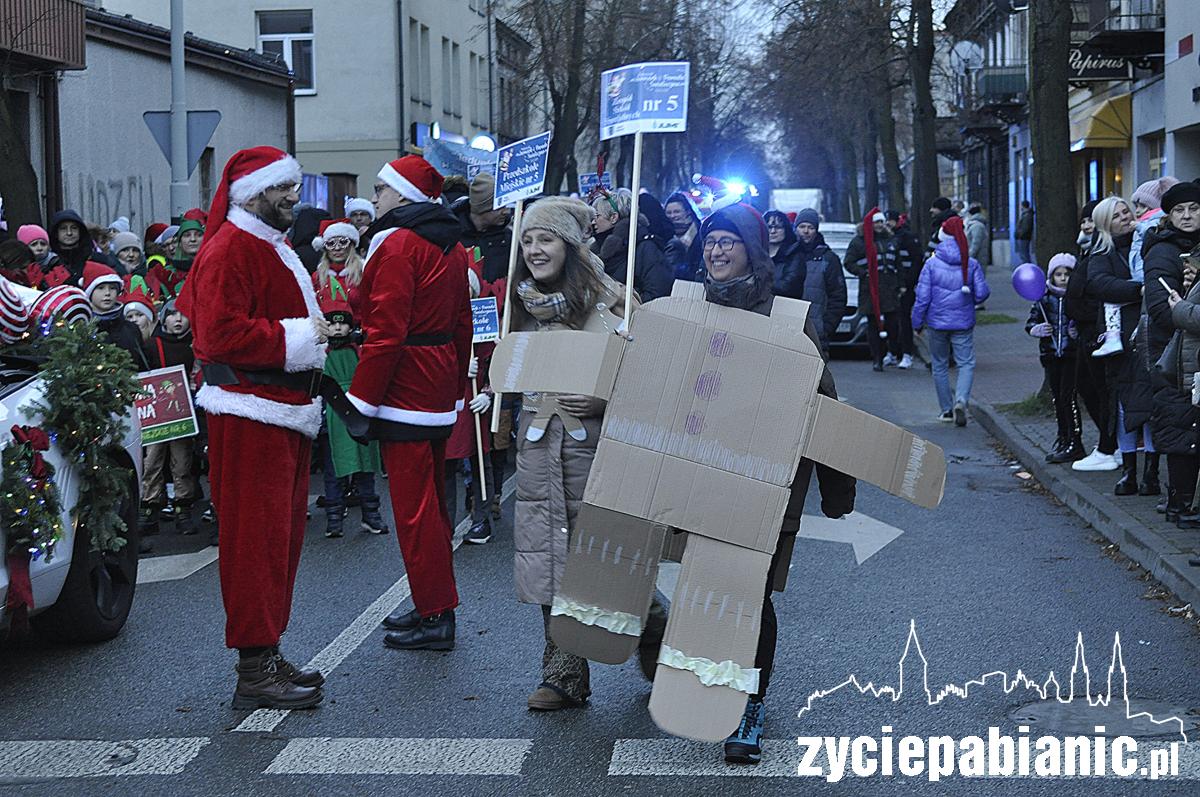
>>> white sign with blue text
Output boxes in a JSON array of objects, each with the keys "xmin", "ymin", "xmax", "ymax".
[
  {"xmin": 493, "ymin": 131, "xmax": 552, "ymax": 209},
  {"xmin": 578, "ymin": 172, "xmax": 614, "ymax": 197},
  {"xmin": 600, "ymin": 62, "xmax": 690, "ymax": 141}
]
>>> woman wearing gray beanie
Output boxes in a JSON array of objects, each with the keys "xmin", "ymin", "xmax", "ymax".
[{"xmin": 507, "ymin": 197, "xmax": 668, "ymax": 711}]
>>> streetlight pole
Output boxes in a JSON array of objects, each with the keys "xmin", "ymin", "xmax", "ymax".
[{"xmin": 169, "ymin": 0, "xmax": 188, "ymax": 221}]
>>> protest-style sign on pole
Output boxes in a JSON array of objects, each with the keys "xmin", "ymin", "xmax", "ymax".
[
  {"xmin": 599, "ymin": 61, "xmax": 690, "ymax": 324},
  {"xmin": 578, "ymin": 172, "xmax": 614, "ymax": 197},
  {"xmin": 490, "ymin": 131, "xmax": 552, "ymax": 434},
  {"xmin": 470, "ymin": 295, "xmax": 501, "ymax": 499}
]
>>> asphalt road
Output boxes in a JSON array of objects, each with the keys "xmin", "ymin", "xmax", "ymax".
[{"xmin": 2, "ymin": 351, "xmax": 1200, "ymax": 796}]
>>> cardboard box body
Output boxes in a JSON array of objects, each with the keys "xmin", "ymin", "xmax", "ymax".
[{"xmin": 490, "ymin": 281, "xmax": 945, "ymax": 742}]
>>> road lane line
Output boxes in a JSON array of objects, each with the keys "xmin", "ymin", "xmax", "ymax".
[
  {"xmin": 263, "ymin": 737, "xmax": 533, "ymax": 776},
  {"xmin": 609, "ymin": 739, "xmax": 801, "ymax": 777},
  {"xmin": 0, "ymin": 738, "xmax": 209, "ymax": 779},
  {"xmin": 232, "ymin": 475, "xmax": 516, "ymax": 734},
  {"xmin": 137, "ymin": 548, "xmax": 219, "ymax": 584}
]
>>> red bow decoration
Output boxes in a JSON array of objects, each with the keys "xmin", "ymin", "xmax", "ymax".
[
  {"xmin": 11, "ymin": 425, "xmax": 50, "ymax": 451},
  {"xmin": 11, "ymin": 425, "xmax": 51, "ymax": 482}
]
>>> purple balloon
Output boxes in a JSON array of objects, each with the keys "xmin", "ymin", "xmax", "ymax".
[{"xmin": 1012, "ymin": 262, "xmax": 1047, "ymax": 302}]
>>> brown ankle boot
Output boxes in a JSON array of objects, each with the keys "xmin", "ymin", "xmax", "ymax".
[
  {"xmin": 232, "ymin": 650, "xmax": 323, "ymax": 710},
  {"xmin": 271, "ymin": 648, "xmax": 325, "ymax": 688}
]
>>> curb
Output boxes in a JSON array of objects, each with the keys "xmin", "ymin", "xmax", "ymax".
[{"xmin": 971, "ymin": 399, "xmax": 1200, "ymax": 609}]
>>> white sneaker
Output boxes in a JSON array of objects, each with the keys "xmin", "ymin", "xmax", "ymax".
[
  {"xmin": 1091, "ymin": 332, "xmax": 1123, "ymax": 358},
  {"xmin": 1072, "ymin": 447, "xmax": 1121, "ymax": 471},
  {"xmin": 882, "ymin": 353, "xmax": 898, "ymax": 367},
  {"xmin": 898, "ymin": 354, "xmax": 913, "ymax": 370}
]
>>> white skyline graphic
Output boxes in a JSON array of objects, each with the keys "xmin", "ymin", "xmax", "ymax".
[{"xmin": 796, "ymin": 621, "xmax": 1189, "ymax": 741}]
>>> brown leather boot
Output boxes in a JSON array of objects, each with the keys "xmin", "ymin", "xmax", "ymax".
[
  {"xmin": 232, "ymin": 650, "xmax": 323, "ymax": 710},
  {"xmin": 271, "ymin": 648, "xmax": 325, "ymax": 688}
]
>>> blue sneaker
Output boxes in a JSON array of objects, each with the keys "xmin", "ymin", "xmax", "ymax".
[{"xmin": 724, "ymin": 698, "xmax": 764, "ymax": 764}]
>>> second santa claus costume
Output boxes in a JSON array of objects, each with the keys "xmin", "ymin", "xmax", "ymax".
[
  {"xmin": 177, "ymin": 146, "xmax": 328, "ymax": 710},
  {"xmin": 347, "ymin": 154, "xmax": 472, "ymax": 650}
]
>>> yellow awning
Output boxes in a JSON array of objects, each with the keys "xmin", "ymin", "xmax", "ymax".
[{"xmin": 1070, "ymin": 94, "xmax": 1132, "ymax": 152}]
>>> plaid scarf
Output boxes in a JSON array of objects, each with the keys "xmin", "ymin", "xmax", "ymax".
[{"xmin": 516, "ymin": 278, "xmax": 572, "ymax": 324}]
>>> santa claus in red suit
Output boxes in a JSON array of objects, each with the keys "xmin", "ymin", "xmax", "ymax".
[
  {"xmin": 348, "ymin": 155, "xmax": 472, "ymax": 650},
  {"xmin": 176, "ymin": 146, "xmax": 329, "ymax": 710}
]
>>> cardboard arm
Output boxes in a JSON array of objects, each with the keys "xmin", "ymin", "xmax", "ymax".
[
  {"xmin": 801, "ymin": 394, "xmax": 946, "ymax": 509},
  {"xmin": 488, "ymin": 330, "xmax": 625, "ymax": 400}
]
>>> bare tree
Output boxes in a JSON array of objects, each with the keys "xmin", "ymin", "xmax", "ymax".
[
  {"xmin": 1029, "ymin": 0, "xmax": 1077, "ymax": 261},
  {"xmin": 908, "ymin": 0, "xmax": 939, "ymax": 227}
]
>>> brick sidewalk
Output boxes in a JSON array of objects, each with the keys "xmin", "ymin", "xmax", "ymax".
[{"xmin": 963, "ymin": 271, "xmax": 1200, "ymax": 607}]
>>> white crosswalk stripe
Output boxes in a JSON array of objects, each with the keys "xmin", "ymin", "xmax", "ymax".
[
  {"xmin": 263, "ymin": 737, "xmax": 533, "ymax": 776},
  {"xmin": 0, "ymin": 738, "xmax": 209, "ymax": 779},
  {"xmin": 609, "ymin": 739, "xmax": 799, "ymax": 777}
]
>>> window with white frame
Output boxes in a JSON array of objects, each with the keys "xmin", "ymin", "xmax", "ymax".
[{"xmin": 257, "ymin": 10, "xmax": 315, "ymax": 94}]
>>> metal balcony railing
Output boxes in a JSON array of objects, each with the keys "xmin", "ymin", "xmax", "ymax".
[
  {"xmin": 0, "ymin": 0, "xmax": 86, "ymax": 69},
  {"xmin": 1088, "ymin": 0, "xmax": 1164, "ymax": 34},
  {"xmin": 976, "ymin": 65, "xmax": 1027, "ymax": 104}
]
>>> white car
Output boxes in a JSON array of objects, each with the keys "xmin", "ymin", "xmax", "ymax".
[
  {"xmin": 0, "ymin": 355, "xmax": 143, "ymax": 642},
  {"xmin": 817, "ymin": 222, "xmax": 870, "ymax": 350}
]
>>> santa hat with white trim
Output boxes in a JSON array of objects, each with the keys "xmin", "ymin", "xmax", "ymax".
[
  {"xmin": 312, "ymin": 218, "xmax": 360, "ymax": 251},
  {"xmin": 344, "ymin": 197, "xmax": 376, "ymax": 221},
  {"xmin": 81, "ymin": 261, "xmax": 124, "ymax": 302},
  {"xmin": 204, "ymin": 146, "xmax": 303, "ymax": 243},
  {"xmin": 378, "ymin": 155, "xmax": 444, "ymax": 204}
]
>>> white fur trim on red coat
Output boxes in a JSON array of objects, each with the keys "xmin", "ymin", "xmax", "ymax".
[
  {"xmin": 378, "ymin": 162, "xmax": 432, "ymax": 205},
  {"xmin": 228, "ymin": 206, "xmax": 320, "ymax": 315},
  {"xmin": 195, "ymin": 384, "xmax": 323, "ymax": 438},
  {"xmin": 346, "ymin": 392, "xmax": 458, "ymax": 427},
  {"xmin": 280, "ymin": 317, "xmax": 325, "ymax": 372},
  {"xmin": 347, "ymin": 393, "xmax": 379, "ymax": 418},
  {"xmin": 229, "ymin": 155, "xmax": 303, "ymax": 205}
]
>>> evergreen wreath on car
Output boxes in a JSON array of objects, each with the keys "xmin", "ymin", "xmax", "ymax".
[
  {"xmin": 22, "ymin": 319, "xmax": 143, "ymax": 554},
  {"xmin": 1, "ymin": 424, "xmax": 65, "ymax": 628}
]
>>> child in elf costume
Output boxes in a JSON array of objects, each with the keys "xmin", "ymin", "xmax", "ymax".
[
  {"xmin": 150, "ymin": 218, "xmax": 203, "ymax": 299},
  {"xmin": 138, "ymin": 297, "xmax": 201, "ymax": 535},
  {"xmin": 320, "ymin": 278, "xmax": 388, "ymax": 538}
]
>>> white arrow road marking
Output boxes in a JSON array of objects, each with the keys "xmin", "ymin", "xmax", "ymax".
[
  {"xmin": 232, "ymin": 475, "xmax": 516, "ymax": 735},
  {"xmin": 137, "ymin": 548, "xmax": 219, "ymax": 584},
  {"xmin": 0, "ymin": 738, "xmax": 209, "ymax": 779},
  {"xmin": 264, "ymin": 737, "xmax": 533, "ymax": 776},
  {"xmin": 795, "ymin": 511, "xmax": 903, "ymax": 565}
]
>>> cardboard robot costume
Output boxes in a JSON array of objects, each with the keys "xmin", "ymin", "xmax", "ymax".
[{"xmin": 490, "ymin": 280, "xmax": 946, "ymax": 741}]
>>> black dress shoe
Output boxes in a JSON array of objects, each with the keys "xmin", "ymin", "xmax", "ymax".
[
  {"xmin": 384, "ymin": 611, "xmax": 455, "ymax": 650},
  {"xmin": 382, "ymin": 607, "xmax": 421, "ymax": 631},
  {"xmin": 872, "ymin": 362, "xmax": 884, "ymax": 373}
]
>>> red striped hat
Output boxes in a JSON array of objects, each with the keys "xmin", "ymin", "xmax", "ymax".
[
  {"xmin": 31, "ymin": 285, "xmax": 92, "ymax": 331},
  {"xmin": 0, "ymin": 278, "xmax": 30, "ymax": 345}
]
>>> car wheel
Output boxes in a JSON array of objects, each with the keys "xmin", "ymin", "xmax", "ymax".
[{"xmin": 32, "ymin": 461, "xmax": 140, "ymax": 643}]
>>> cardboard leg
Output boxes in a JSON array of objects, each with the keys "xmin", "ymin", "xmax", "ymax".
[
  {"xmin": 549, "ymin": 504, "xmax": 667, "ymax": 665},
  {"xmin": 648, "ymin": 535, "xmax": 772, "ymax": 742}
]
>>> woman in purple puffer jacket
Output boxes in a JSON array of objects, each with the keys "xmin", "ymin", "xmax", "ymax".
[{"xmin": 911, "ymin": 215, "xmax": 991, "ymax": 426}]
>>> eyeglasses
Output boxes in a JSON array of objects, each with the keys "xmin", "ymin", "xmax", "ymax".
[
  {"xmin": 325, "ymin": 237, "xmax": 353, "ymax": 248},
  {"xmin": 702, "ymin": 236, "xmax": 743, "ymax": 253},
  {"xmin": 268, "ymin": 182, "xmax": 302, "ymax": 195}
]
